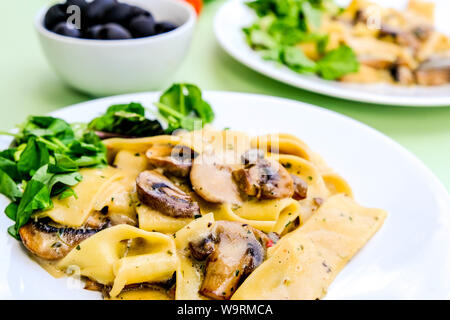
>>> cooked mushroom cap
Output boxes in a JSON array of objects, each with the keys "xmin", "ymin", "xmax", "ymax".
[
  {"xmin": 189, "ymin": 221, "xmax": 268, "ymax": 300},
  {"xmin": 232, "ymin": 159, "xmax": 294, "ymax": 200},
  {"xmin": 19, "ymin": 219, "xmax": 107, "ymax": 260},
  {"xmin": 358, "ymin": 54, "xmax": 394, "ymax": 69},
  {"xmin": 189, "ymin": 235, "xmax": 215, "ymax": 261},
  {"xmin": 416, "ymin": 68, "xmax": 450, "ymax": 85},
  {"xmin": 291, "ymin": 174, "xmax": 308, "ymax": 200},
  {"xmin": 416, "ymin": 59, "xmax": 450, "ymax": 85},
  {"xmin": 136, "ymin": 170, "xmax": 200, "ymax": 218},
  {"xmin": 414, "ymin": 55, "xmax": 450, "ymax": 85},
  {"xmin": 378, "ymin": 25, "xmax": 420, "ymax": 50},
  {"xmin": 146, "ymin": 144, "xmax": 197, "ymax": 178},
  {"xmin": 241, "ymin": 149, "xmax": 265, "ymax": 165},
  {"xmin": 190, "ymin": 153, "xmax": 243, "ymax": 204},
  {"xmin": 390, "ymin": 64, "xmax": 415, "ymax": 85}
]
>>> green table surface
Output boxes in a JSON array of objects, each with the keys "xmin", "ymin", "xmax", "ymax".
[{"xmin": 1, "ymin": 0, "xmax": 449, "ymax": 191}]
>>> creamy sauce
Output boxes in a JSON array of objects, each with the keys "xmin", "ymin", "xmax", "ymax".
[
  {"xmin": 109, "ymin": 288, "xmax": 172, "ymax": 300},
  {"xmin": 30, "ymin": 254, "xmax": 65, "ymax": 278}
]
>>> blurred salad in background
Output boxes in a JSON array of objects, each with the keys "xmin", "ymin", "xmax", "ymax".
[{"xmin": 243, "ymin": 0, "xmax": 360, "ymax": 80}]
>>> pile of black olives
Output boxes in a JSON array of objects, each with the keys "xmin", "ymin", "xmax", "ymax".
[{"xmin": 44, "ymin": 0, "xmax": 178, "ymax": 40}]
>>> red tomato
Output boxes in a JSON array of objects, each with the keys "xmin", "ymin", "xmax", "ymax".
[{"xmin": 184, "ymin": 0, "xmax": 203, "ymax": 15}]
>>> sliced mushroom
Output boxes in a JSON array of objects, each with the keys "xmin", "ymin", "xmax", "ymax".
[
  {"xmin": 390, "ymin": 64, "xmax": 415, "ymax": 85},
  {"xmin": 291, "ymin": 174, "xmax": 308, "ymax": 200},
  {"xmin": 378, "ymin": 25, "xmax": 420, "ymax": 51},
  {"xmin": 358, "ymin": 54, "xmax": 394, "ymax": 69},
  {"xmin": 146, "ymin": 144, "xmax": 197, "ymax": 178},
  {"xmin": 416, "ymin": 57, "xmax": 450, "ymax": 85},
  {"xmin": 95, "ymin": 205, "xmax": 138, "ymax": 227},
  {"xmin": 190, "ymin": 153, "xmax": 242, "ymax": 204},
  {"xmin": 250, "ymin": 227, "xmax": 280, "ymax": 248},
  {"xmin": 188, "ymin": 235, "xmax": 215, "ymax": 261},
  {"xmin": 19, "ymin": 219, "xmax": 108, "ymax": 260},
  {"xmin": 189, "ymin": 221, "xmax": 270, "ymax": 300},
  {"xmin": 136, "ymin": 170, "xmax": 200, "ymax": 218},
  {"xmin": 241, "ymin": 149, "xmax": 265, "ymax": 165},
  {"xmin": 412, "ymin": 26, "xmax": 433, "ymax": 41},
  {"xmin": 232, "ymin": 159, "xmax": 294, "ymax": 200},
  {"xmin": 85, "ymin": 210, "xmax": 110, "ymax": 229},
  {"xmin": 353, "ymin": 9, "xmax": 368, "ymax": 24}
]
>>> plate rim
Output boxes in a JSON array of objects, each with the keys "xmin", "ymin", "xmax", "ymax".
[
  {"xmin": 1, "ymin": 90, "xmax": 449, "ymax": 299},
  {"xmin": 214, "ymin": 0, "xmax": 450, "ymax": 107}
]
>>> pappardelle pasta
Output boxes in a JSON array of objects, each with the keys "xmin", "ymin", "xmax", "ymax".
[{"xmin": 16, "ymin": 127, "xmax": 386, "ymax": 300}]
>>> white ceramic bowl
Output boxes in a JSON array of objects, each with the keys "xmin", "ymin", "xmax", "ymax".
[{"xmin": 35, "ymin": 0, "xmax": 196, "ymax": 96}]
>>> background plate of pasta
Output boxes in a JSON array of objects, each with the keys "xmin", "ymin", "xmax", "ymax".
[
  {"xmin": 0, "ymin": 88, "xmax": 449, "ymax": 299},
  {"xmin": 215, "ymin": 0, "xmax": 450, "ymax": 106}
]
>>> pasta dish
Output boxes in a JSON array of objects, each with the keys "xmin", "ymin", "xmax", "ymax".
[
  {"xmin": 0, "ymin": 84, "xmax": 386, "ymax": 300},
  {"xmin": 18, "ymin": 129, "xmax": 386, "ymax": 299}
]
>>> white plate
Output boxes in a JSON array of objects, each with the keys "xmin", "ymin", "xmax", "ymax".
[
  {"xmin": 0, "ymin": 92, "xmax": 449, "ymax": 299},
  {"xmin": 214, "ymin": 0, "xmax": 450, "ymax": 107}
]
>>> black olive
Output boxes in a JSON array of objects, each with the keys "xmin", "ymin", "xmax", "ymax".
[
  {"xmin": 129, "ymin": 5, "xmax": 153, "ymax": 20},
  {"xmin": 65, "ymin": 0, "xmax": 88, "ymax": 11},
  {"xmin": 52, "ymin": 21, "xmax": 82, "ymax": 38},
  {"xmin": 97, "ymin": 23, "xmax": 132, "ymax": 40},
  {"xmin": 84, "ymin": 24, "xmax": 103, "ymax": 39},
  {"xmin": 155, "ymin": 21, "xmax": 178, "ymax": 34},
  {"xmin": 102, "ymin": 2, "xmax": 135, "ymax": 25},
  {"xmin": 128, "ymin": 15, "xmax": 156, "ymax": 38},
  {"xmin": 86, "ymin": 0, "xmax": 117, "ymax": 24},
  {"xmin": 44, "ymin": 4, "xmax": 67, "ymax": 30}
]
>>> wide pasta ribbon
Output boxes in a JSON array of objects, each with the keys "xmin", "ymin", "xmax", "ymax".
[
  {"xmin": 58, "ymin": 224, "xmax": 178, "ymax": 298},
  {"xmin": 35, "ymin": 167, "xmax": 135, "ymax": 227},
  {"xmin": 210, "ymin": 199, "xmax": 301, "ymax": 234},
  {"xmin": 174, "ymin": 213, "xmax": 215, "ymax": 300},
  {"xmin": 231, "ymin": 194, "xmax": 387, "ymax": 300}
]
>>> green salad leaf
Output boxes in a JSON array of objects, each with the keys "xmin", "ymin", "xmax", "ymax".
[
  {"xmin": 155, "ymin": 83, "xmax": 215, "ymax": 133},
  {"xmin": 0, "ymin": 116, "xmax": 107, "ymax": 239},
  {"xmin": 316, "ymin": 45, "xmax": 360, "ymax": 80},
  {"xmin": 244, "ymin": 0, "xmax": 359, "ymax": 80},
  {"xmin": 0, "ymin": 83, "xmax": 215, "ymax": 239},
  {"xmin": 88, "ymin": 102, "xmax": 164, "ymax": 137},
  {"xmin": 0, "ymin": 170, "xmax": 21, "ymax": 201},
  {"xmin": 282, "ymin": 46, "xmax": 317, "ymax": 72}
]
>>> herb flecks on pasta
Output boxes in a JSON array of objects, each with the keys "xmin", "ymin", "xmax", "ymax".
[{"xmin": 0, "ymin": 85, "xmax": 386, "ymax": 300}]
